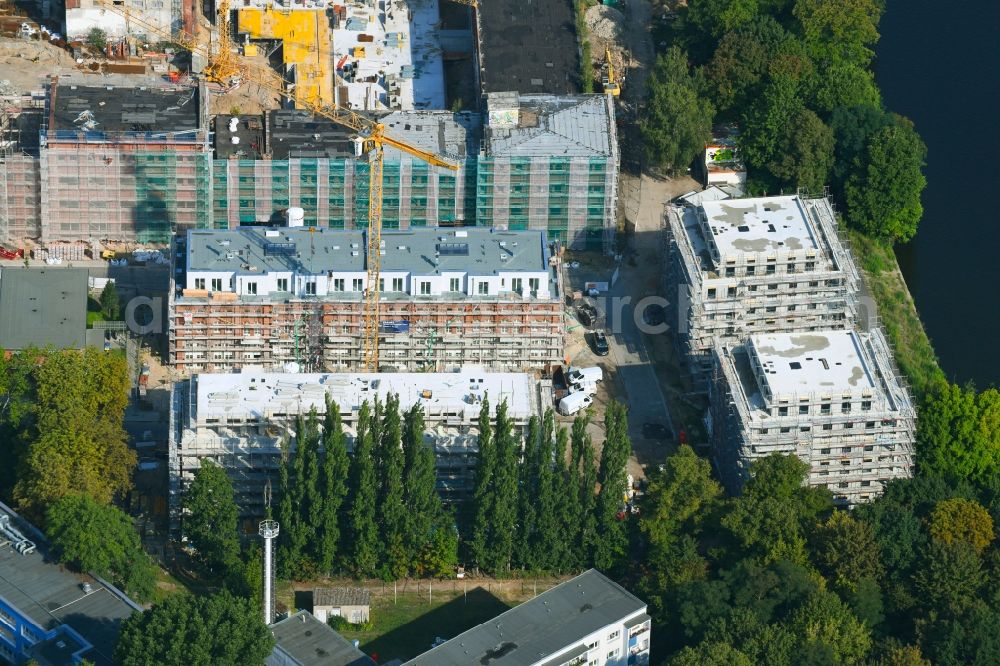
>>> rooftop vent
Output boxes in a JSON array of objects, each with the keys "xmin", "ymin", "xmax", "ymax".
[
  {"xmin": 437, "ymin": 242, "xmax": 469, "ymax": 256},
  {"xmin": 789, "ymin": 362, "xmax": 802, "ymax": 370},
  {"xmin": 264, "ymin": 242, "xmax": 296, "ymax": 257}
]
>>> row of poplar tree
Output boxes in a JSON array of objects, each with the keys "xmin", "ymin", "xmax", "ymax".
[{"xmin": 270, "ymin": 394, "xmax": 634, "ymax": 579}]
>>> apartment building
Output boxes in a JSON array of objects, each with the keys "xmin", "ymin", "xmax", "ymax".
[
  {"xmin": 666, "ymin": 194, "xmax": 859, "ymax": 387},
  {"xmin": 168, "ymin": 369, "xmax": 548, "ymax": 527},
  {"xmin": 40, "ymin": 77, "xmax": 212, "ymax": 245},
  {"xmin": 477, "ymin": 92, "xmax": 619, "ymax": 250},
  {"xmin": 64, "ymin": 0, "xmax": 197, "ymax": 42},
  {"xmin": 709, "ymin": 329, "xmax": 916, "ymax": 506},
  {"xmin": 168, "ymin": 225, "xmax": 562, "ymax": 373},
  {"xmin": 0, "ymin": 504, "xmax": 140, "ymax": 666},
  {"xmin": 405, "ymin": 569, "xmax": 650, "ymax": 666},
  {"xmin": 212, "ymin": 110, "xmax": 479, "ymax": 229}
]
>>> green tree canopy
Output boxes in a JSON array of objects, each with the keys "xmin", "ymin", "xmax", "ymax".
[
  {"xmin": 914, "ymin": 540, "xmax": 985, "ymax": 615},
  {"xmin": 844, "ymin": 117, "xmax": 927, "ymax": 242},
  {"xmin": 182, "ymin": 460, "xmax": 240, "ymax": 575},
  {"xmin": 669, "ymin": 640, "xmax": 753, "ymax": 666},
  {"xmin": 792, "ymin": 0, "xmax": 883, "ymax": 68},
  {"xmin": 810, "ymin": 511, "xmax": 883, "ymax": 592},
  {"xmin": 789, "ymin": 589, "xmax": 872, "ymax": 665},
  {"xmin": 348, "ymin": 402, "xmax": 379, "ymax": 576},
  {"xmin": 99, "ymin": 283, "xmax": 122, "ymax": 320},
  {"xmin": 115, "ymin": 590, "xmax": 274, "ymax": 666},
  {"xmin": 12, "ymin": 348, "xmax": 135, "ymax": 519},
  {"xmin": 929, "ymin": 497, "xmax": 995, "ymax": 554},
  {"xmin": 917, "ymin": 382, "xmax": 1000, "ymax": 486},
  {"xmin": 46, "ymin": 493, "xmax": 156, "ymax": 601},
  {"xmin": 767, "ymin": 107, "xmax": 834, "ymax": 193},
  {"xmin": 642, "ymin": 48, "xmax": 715, "ymax": 174}
]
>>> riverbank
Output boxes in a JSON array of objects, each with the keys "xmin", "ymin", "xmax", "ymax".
[{"xmin": 848, "ymin": 229, "xmax": 944, "ymax": 399}]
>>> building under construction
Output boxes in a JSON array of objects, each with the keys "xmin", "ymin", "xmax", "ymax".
[
  {"xmin": 168, "ymin": 225, "xmax": 562, "ymax": 373},
  {"xmin": 666, "ymin": 195, "xmax": 859, "ymax": 388},
  {"xmin": 709, "ymin": 329, "xmax": 916, "ymax": 506},
  {"xmin": 168, "ymin": 369, "xmax": 549, "ymax": 529},
  {"xmin": 477, "ymin": 92, "xmax": 619, "ymax": 250},
  {"xmin": 35, "ymin": 77, "xmax": 211, "ymax": 245},
  {"xmin": 212, "ymin": 109, "xmax": 479, "ymax": 229}
]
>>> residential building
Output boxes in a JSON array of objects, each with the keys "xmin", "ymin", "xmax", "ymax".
[
  {"xmin": 267, "ymin": 610, "xmax": 374, "ymax": 666},
  {"xmin": 168, "ymin": 226, "xmax": 562, "ymax": 372},
  {"xmin": 39, "ymin": 77, "xmax": 212, "ymax": 244},
  {"xmin": 213, "ymin": 110, "xmax": 479, "ymax": 229},
  {"xmin": 405, "ymin": 569, "xmax": 650, "ymax": 666},
  {"xmin": 312, "ymin": 588, "xmax": 371, "ymax": 624},
  {"xmin": 168, "ymin": 369, "xmax": 548, "ymax": 529},
  {"xmin": 0, "ymin": 504, "xmax": 140, "ymax": 666},
  {"xmin": 709, "ymin": 329, "xmax": 916, "ymax": 506},
  {"xmin": 666, "ymin": 194, "xmax": 859, "ymax": 387},
  {"xmin": 478, "ymin": 92, "xmax": 619, "ymax": 250},
  {"xmin": 0, "ymin": 268, "xmax": 88, "ymax": 350}
]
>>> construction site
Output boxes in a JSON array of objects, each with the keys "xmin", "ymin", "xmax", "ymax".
[
  {"xmin": 0, "ymin": 0, "xmax": 622, "ymax": 250},
  {"xmin": 168, "ymin": 226, "xmax": 563, "ymax": 373},
  {"xmin": 666, "ymin": 194, "xmax": 860, "ymax": 387},
  {"xmin": 709, "ymin": 329, "xmax": 916, "ymax": 506},
  {"xmin": 168, "ymin": 369, "xmax": 550, "ymax": 528}
]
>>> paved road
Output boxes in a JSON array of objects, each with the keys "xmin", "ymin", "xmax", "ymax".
[{"xmin": 604, "ymin": 227, "xmax": 676, "ymax": 444}]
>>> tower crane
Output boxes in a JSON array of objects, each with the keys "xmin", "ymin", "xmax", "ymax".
[{"xmin": 95, "ymin": 0, "xmax": 460, "ymax": 371}]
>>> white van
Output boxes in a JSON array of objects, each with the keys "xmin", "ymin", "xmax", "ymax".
[
  {"xmin": 558, "ymin": 391, "xmax": 593, "ymax": 416},
  {"xmin": 569, "ymin": 380, "xmax": 598, "ymax": 396},
  {"xmin": 567, "ymin": 366, "xmax": 603, "ymax": 385}
]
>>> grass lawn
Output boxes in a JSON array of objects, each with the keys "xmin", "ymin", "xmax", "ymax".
[
  {"xmin": 847, "ymin": 229, "xmax": 945, "ymax": 398},
  {"xmin": 330, "ymin": 585, "xmax": 514, "ymax": 663}
]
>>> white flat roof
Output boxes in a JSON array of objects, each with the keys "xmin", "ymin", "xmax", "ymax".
[
  {"xmin": 750, "ymin": 330, "xmax": 875, "ymax": 398},
  {"xmin": 195, "ymin": 369, "xmax": 536, "ymax": 422},
  {"xmin": 701, "ymin": 195, "xmax": 818, "ymax": 259}
]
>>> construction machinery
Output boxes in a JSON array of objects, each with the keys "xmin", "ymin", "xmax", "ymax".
[
  {"xmin": 95, "ymin": 0, "xmax": 459, "ymax": 371},
  {"xmin": 601, "ymin": 47, "xmax": 621, "ymax": 97}
]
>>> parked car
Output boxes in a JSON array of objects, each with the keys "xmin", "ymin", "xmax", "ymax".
[
  {"xmin": 568, "ymin": 366, "xmax": 604, "ymax": 384},
  {"xmin": 558, "ymin": 391, "xmax": 593, "ymax": 416},
  {"xmin": 642, "ymin": 422, "xmax": 670, "ymax": 440},
  {"xmin": 577, "ymin": 303, "xmax": 599, "ymax": 327},
  {"xmin": 589, "ymin": 331, "xmax": 610, "ymax": 356}
]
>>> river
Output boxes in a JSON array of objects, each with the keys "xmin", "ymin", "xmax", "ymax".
[{"xmin": 877, "ymin": 0, "xmax": 1000, "ymax": 388}]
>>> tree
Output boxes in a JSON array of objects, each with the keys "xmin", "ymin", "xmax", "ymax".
[
  {"xmin": 99, "ymin": 282, "xmax": 122, "ymax": 320},
  {"xmin": 531, "ymin": 410, "xmax": 561, "ymax": 570},
  {"xmin": 878, "ymin": 645, "xmax": 931, "ymax": 666},
  {"xmin": 46, "ymin": 494, "xmax": 156, "ymax": 601},
  {"xmin": 810, "ymin": 511, "xmax": 883, "ymax": 592},
  {"xmin": 12, "ymin": 348, "xmax": 135, "ymax": 518},
  {"xmin": 574, "ymin": 414, "xmax": 599, "ymax": 565},
  {"xmin": 348, "ymin": 402, "xmax": 379, "ymax": 576},
  {"xmin": 806, "ymin": 63, "xmax": 881, "ymax": 115},
  {"xmin": 377, "ymin": 394, "xmax": 407, "ymax": 579},
  {"xmin": 276, "ymin": 434, "xmax": 300, "ymax": 577},
  {"xmin": 739, "ymin": 74, "xmax": 803, "ymax": 171},
  {"xmin": 921, "ymin": 601, "xmax": 1000, "ymax": 666},
  {"xmin": 593, "ymin": 401, "xmax": 631, "ymax": 571},
  {"xmin": 844, "ymin": 119, "xmax": 927, "ymax": 242},
  {"xmin": 789, "ymin": 590, "xmax": 872, "ymax": 665},
  {"xmin": 115, "ymin": 590, "xmax": 274, "ymax": 666},
  {"xmin": 316, "ymin": 397, "xmax": 349, "ymax": 572},
  {"xmin": 744, "ymin": 453, "xmax": 832, "ymax": 521},
  {"xmin": 86, "ymin": 27, "xmax": 108, "ymax": 51},
  {"xmin": 669, "ymin": 641, "xmax": 753, "ymax": 666},
  {"xmin": 642, "ymin": 48, "xmax": 715, "ymax": 174},
  {"xmin": 793, "ymin": 0, "xmax": 883, "ymax": 68},
  {"xmin": 917, "ymin": 382, "xmax": 1000, "ymax": 486},
  {"xmin": 929, "ymin": 497, "xmax": 995, "ymax": 554},
  {"xmin": 914, "ymin": 540, "xmax": 985, "ymax": 615},
  {"xmin": 829, "ymin": 104, "xmax": 893, "ymax": 186},
  {"xmin": 300, "ymin": 412, "xmax": 323, "ymax": 570},
  {"xmin": 182, "ymin": 460, "xmax": 240, "ymax": 575},
  {"xmin": 552, "ymin": 424, "xmax": 579, "ymax": 572},
  {"xmin": 767, "ymin": 107, "xmax": 834, "ymax": 193},
  {"xmin": 484, "ymin": 400, "xmax": 519, "ymax": 574},
  {"xmin": 468, "ymin": 395, "xmax": 495, "ymax": 571},
  {"xmin": 642, "ymin": 446, "xmax": 722, "ymax": 551},
  {"xmin": 516, "ymin": 415, "xmax": 540, "ymax": 569},
  {"xmin": 403, "ymin": 404, "xmax": 444, "ymax": 573},
  {"xmin": 418, "ymin": 514, "xmax": 459, "ymax": 578}
]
